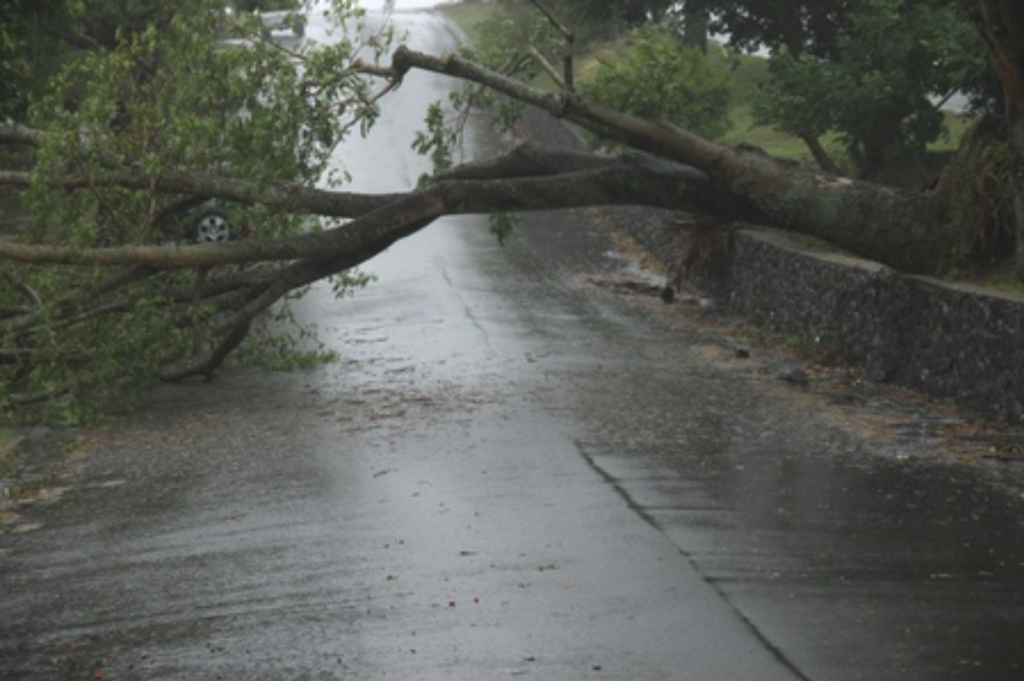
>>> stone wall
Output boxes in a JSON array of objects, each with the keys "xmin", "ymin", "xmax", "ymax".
[
  {"xmin": 613, "ymin": 208, "xmax": 1024, "ymax": 423},
  {"xmin": 722, "ymin": 229, "xmax": 1024, "ymax": 422}
]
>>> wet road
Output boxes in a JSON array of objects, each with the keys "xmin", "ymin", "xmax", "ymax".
[{"xmin": 5, "ymin": 5, "xmax": 1024, "ymax": 680}]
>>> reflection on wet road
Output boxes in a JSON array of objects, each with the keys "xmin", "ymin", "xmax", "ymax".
[{"xmin": 3, "ymin": 5, "xmax": 1024, "ymax": 681}]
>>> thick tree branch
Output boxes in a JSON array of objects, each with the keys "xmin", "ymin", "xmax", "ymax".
[
  {"xmin": 159, "ymin": 319, "xmax": 253, "ymax": 382},
  {"xmin": 389, "ymin": 46, "xmax": 731, "ymax": 172},
  {"xmin": 0, "ymin": 147, "xmax": 712, "ymax": 269},
  {"xmin": 0, "ymin": 122, "xmax": 42, "ymax": 146},
  {"xmin": 969, "ymin": 0, "xmax": 1024, "ymax": 118},
  {"xmin": 0, "ymin": 168, "xmax": 397, "ymax": 219},
  {"xmin": 388, "ymin": 45, "xmax": 951, "ymax": 273},
  {"xmin": 528, "ymin": 0, "xmax": 576, "ymax": 89}
]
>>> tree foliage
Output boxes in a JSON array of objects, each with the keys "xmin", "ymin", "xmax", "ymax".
[
  {"xmin": 0, "ymin": 0, "xmax": 394, "ymax": 420},
  {"xmin": 0, "ymin": 0, "xmax": 76, "ymax": 120},
  {"xmin": 566, "ymin": 0, "xmax": 677, "ymax": 30},
  {"xmin": 232, "ymin": 0, "xmax": 302, "ymax": 12},
  {"xmin": 699, "ymin": 0, "xmax": 986, "ymax": 179},
  {"xmin": 580, "ymin": 26, "xmax": 731, "ymax": 141},
  {"xmin": 698, "ymin": 0, "xmax": 853, "ymax": 57},
  {"xmin": 959, "ymin": 0, "xmax": 1024, "ymax": 277}
]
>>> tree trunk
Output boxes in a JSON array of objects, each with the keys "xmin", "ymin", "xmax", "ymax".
[
  {"xmin": 798, "ymin": 132, "xmax": 841, "ymax": 175},
  {"xmin": 0, "ymin": 45, "xmax": 971, "ymax": 279},
  {"xmin": 1012, "ymin": 116, "xmax": 1024, "ymax": 281},
  {"xmin": 392, "ymin": 46, "xmax": 953, "ymax": 274},
  {"xmin": 963, "ymin": 0, "xmax": 1024, "ymax": 280},
  {"xmin": 681, "ymin": 3, "xmax": 708, "ymax": 56}
]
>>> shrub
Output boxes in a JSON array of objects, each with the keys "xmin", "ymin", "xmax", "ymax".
[{"xmin": 580, "ymin": 26, "xmax": 731, "ymax": 141}]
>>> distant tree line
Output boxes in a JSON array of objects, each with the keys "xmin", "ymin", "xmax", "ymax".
[{"xmin": 487, "ymin": 0, "xmax": 989, "ymax": 182}]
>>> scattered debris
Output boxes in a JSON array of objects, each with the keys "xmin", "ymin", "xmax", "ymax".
[{"xmin": 583, "ymin": 274, "xmax": 663, "ymax": 297}]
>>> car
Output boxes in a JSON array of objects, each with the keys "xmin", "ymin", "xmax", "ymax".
[
  {"xmin": 258, "ymin": 10, "xmax": 306, "ymax": 39},
  {"xmin": 153, "ymin": 199, "xmax": 233, "ymax": 244}
]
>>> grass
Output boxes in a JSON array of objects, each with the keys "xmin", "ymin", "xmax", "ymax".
[
  {"xmin": 962, "ymin": 259, "xmax": 1024, "ymax": 295},
  {"xmin": 575, "ymin": 38, "xmax": 621, "ymax": 82},
  {"xmin": 706, "ymin": 47, "xmax": 842, "ymax": 160},
  {"xmin": 436, "ymin": 1, "xmax": 493, "ymax": 45},
  {"xmin": 932, "ymin": 110, "xmax": 974, "ymax": 153},
  {"xmin": 721, "ymin": 107, "xmax": 818, "ymax": 159}
]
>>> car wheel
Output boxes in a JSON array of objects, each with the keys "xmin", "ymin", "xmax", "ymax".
[{"xmin": 195, "ymin": 211, "xmax": 230, "ymax": 243}]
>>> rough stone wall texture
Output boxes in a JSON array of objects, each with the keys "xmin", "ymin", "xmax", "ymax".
[{"xmin": 693, "ymin": 225, "xmax": 1024, "ymax": 423}]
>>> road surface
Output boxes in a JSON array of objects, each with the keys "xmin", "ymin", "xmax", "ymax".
[{"xmin": 3, "ymin": 5, "xmax": 1024, "ymax": 680}]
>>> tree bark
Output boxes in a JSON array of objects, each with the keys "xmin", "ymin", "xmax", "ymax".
[
  {"xmin": 1, "ymin": 47, "xmax": 960, "ymax": 275},
  {"xmin": 390, "ymin": 46, "xmax": 952, "ymax": 274},
  {"xmin": 964, "ymin": 0, "xmax": 1024, "ymax": 280},
  {"xmin": 797, "ymin": 132, "xmax": 841, "ymax": 175},
  {"xmin": 0, "ymin": 144, "xmax": 710, "ymax": 269},
  {"xmin": 681, "ymin": 3, "xmax": 708, "ymax": 55},
  {"xmin": 1014, "ymin": 118, "xmax": 1024, "ymax": 281}
]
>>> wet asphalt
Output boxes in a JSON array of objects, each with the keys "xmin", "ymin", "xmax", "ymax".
[{"xmin": 4, "ymin": 6, "xmax": 1024, "ymax": 680}]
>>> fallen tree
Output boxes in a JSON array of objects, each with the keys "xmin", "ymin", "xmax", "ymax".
[{"xmin": 0, "ymin": 0, "xmax": 1020, "ymax": 420}]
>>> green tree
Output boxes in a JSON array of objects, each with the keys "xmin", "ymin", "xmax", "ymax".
[
  {"xmin": 698, "ymin": 0, "xmax": 853, "ymax": 58},
  {"xmin": 0, "ymin": 0, "xmax": 74, "ymax": 119},
  {"xmin": 752, "ymin": 0, "xmax": 985, "ymax": 179},
  {"xmin": 580, "ymin": 26, "xmax": 731, "ymax": 141},
  {"xmin": 577, "ymin": 0, "xmax": 677, "ymax": 27},
  {"xmin": 961, "ymin": 0, "xmax": 1024, "ymax": 280},
  {"xmin": 0, "ymin": 0, "xmax": 223, "ymax": 118},
  {"xmin": 231, "ymin": 0, "xmax": 302, "ymax": 13},
  {"xmin": 0, "ymin": 0, "xmax": 388, "ymax": 420},
  {"xmin": 0, "ymin": 0, "xmax": 30, "ymax": 119},
  {"xmin": 482, "ymin": 0, "xmax": 679, "ymax": 46}
]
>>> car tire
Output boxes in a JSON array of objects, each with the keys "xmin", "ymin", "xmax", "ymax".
[{"xmin": 195, "ymin": 211, "xmax": 230, "ymax": 243}]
